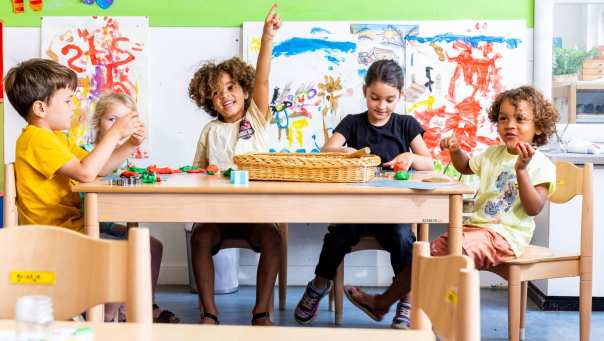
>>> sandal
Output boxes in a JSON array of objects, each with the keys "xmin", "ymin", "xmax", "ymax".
[
  {"xmin": 251, "ymin": 312, "xmax": 271, "ymax": 326},
  {"xmin": 344, "ymin": 286, "xmax": 388, "ymax": 322},
  {"xmin": 199, "ymin": 312, "xmax": 219, "ymax": 325},
  {"xmin": 153, "ymin": 304, "xmax": 180, "ymax": 323}
]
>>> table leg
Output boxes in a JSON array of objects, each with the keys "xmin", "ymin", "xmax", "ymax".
[
  {"xmin": 85, "ymin": 193, "xmax": 103, "ymax": 321},
  {"xmin": 448, "ymin": 194, "xmax": 463, "ymax": 255}
]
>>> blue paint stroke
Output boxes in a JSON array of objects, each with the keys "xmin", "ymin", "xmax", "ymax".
[
  {"xmin": 326, "ymin": 55, "xmax": 340, "ymax": 65},
  {"xmin": 310, "ymin": 27, "xmax": 332, "ymax": 35},
  {"xmin": 406, "ymin": 33, "xmax": 521, "ymax": 49},
  {"xmin": 272, "ymin": 38, "xmax": 356, "ymax": 58},
  {"xmin": 357, "ymin": 69, "xmax": 367, "ymax": 79}
]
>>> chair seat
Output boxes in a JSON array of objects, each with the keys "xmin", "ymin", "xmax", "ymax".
[{"xmin": 502, "ymin": 245, "xmax": 579, "ymax": 265}]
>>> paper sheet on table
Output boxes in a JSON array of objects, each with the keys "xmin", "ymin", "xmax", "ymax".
[{"xmin": 361, "ymin": 179, "xmax": 458, "ymax": 190}]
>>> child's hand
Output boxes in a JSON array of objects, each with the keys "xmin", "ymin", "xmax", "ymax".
[
  {"xmin": 262, "ymin": 3, "xmax": 281, "ymax": 39},
  {"xmin": 342, "ymin": 147, "xmax": 357, "ymax": 153},
  {"xmin": 515, "ymin": 142, "xmax": 535, "ymax": 171},
  {"xmin": 440, "ymin": 136, "xmax": 461, "ymax": 153},
  {"xmin": 383, "ymin": 152, "xmax": 415, "ymax": 171},
  {"xmin": 128, "ymin": 122, "xmax": 146, "ymax": 146},
  {"xmin": 112, "ymin": 112, "xmax": 140, "ymax": 139}
]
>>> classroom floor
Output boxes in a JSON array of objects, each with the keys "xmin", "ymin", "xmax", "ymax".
[{"xmin": 155, "ymin": 285, "xmax": 604, "ymax": 340}]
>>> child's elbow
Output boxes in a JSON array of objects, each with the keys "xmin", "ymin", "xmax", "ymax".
[{"xmin": 525, "ymin": 204, "xmax": 545, "ymax": 217}]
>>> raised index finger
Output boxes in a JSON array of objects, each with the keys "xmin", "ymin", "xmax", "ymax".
[{"xmin": 265, "ymin": 3, "xmax": 278, "ymax": 22}]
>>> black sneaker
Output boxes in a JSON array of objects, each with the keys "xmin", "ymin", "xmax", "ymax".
[{"xmin": 294, "ymin": 280, "xmax": 332, "ymax": 325}]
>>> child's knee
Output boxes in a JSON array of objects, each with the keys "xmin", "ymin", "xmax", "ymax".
[
  {"xmin": 429, "ymin": 236, "xmax": 448, "ymax": 256},
  {"xmin": 260, "ymin": 228, "xmax": 282, "ymax": 251},
  {"xmin": 191, "ymin": 224, "xmax": 219, "ymax": 248}
]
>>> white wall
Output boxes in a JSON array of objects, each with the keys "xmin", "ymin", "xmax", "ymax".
[{"xmin": 4, "ymin": 26, "xmax": 537, "ymax": 287}]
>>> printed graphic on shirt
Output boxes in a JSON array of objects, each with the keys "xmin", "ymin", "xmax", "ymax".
[
  {"xmin": 484, "ymin": 168, "xmax": 517, "ymax": 219},
  {"xmin": 239, "ymin": 117, "xmax": 255, "ymax": 140}
]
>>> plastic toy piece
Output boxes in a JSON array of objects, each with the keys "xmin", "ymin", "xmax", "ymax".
[
  {"xmin": 223, "ymin": 168, "xmax": 233, "ymax": 178},
  {"xmin": 230, "ymin": 170, "xmax": 249, "ymax": 186},
  {"xmin": 128, "ymin": 166, "xmax": 147, "ymax": 174},
  {"xmin": 206, "ymin": 164, "xmax": 219, "ymax": 175},
  {"xmin": 141, "ymin": 172, "xmax": 157, "ymax": 184},
  {"xmin": 185, "ymin": 168, "xmax": 204, "ymax": 174},
  {"xmin": 394, "ymin": 171, "xmax": 410, "ymax": 181},
  {"xmin": 392, "ymin": 161, "xmax": 409, "ymax": 172},
  {"xmin": 120, "ymin": 170, "xmax": 140, "ymax": 178}
]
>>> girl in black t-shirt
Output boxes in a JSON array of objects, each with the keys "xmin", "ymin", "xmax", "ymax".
[{"xmin": 294, "ymin": 60, "xmax": 433, "ymax": 328}]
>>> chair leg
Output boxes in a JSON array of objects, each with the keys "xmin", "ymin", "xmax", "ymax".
[
  {"xmin": 418, "ymin": 223, "xmax": 429, "ymax": 242},
  {"xmin": 508, "ymin": 267, "xmax": 521, "ymax": 341},
  {"xmin": 334, "ymin": 262, "xmax": 344, "ymax": 325},
  {"xmin": 580, "ymin": 274, "xmax": 592, "ymax": 341},
  {"xmin": 519, "ymin": 281, "xmax": 528, "ymax": 340},
  {"xmin": 278, "ymin": 223, "xmax": 288, "ymax": 311}
]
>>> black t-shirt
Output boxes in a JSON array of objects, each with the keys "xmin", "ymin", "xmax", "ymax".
[{"xmin": 334, "ymin": 112, "xmax": 425, "ymax": 165}]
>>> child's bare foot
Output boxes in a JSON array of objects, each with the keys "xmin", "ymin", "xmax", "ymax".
[{"xmin": 344, "ymin": 286, "xmax": 389, "ymax": 321}]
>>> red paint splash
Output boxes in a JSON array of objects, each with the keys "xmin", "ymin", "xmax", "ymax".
[{"xmin": 447, "ymin": 41, "xmax": 502, "ymax": 101}]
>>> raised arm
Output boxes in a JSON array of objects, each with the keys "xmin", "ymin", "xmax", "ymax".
[{"xmin": 252, "ymin": 3, "xmax": 281, "ymax": 122}]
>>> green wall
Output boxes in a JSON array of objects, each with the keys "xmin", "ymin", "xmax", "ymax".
[
  {"xmin": 0, "ymin": 0, "xmax": 534, "ymax": 192},
  {"xmin": 1, "ymin": 0, "xmax": 534, "ymax": 27}
]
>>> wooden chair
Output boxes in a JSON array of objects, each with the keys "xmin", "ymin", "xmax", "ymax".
[
  {"xmin": 213, "ymin": 223, "xmax": 289, "ymax": 312},
  {"xmin": 329, "ymin": 223, "xmax": 429, "ymax": 324},
  {"xmin": 3, "ymin": 163, "xmax": 18, "ymax": 227},
  {"xmin": 488, "ymin": 161, "xmax": 593, "ymax": 341},
  {"xmin": 410, "ymin": 241, "xmax": 480, "ymax": 341},
  {"xmin": 0, "ymin": 225, "xmax": 153, "ymax": 323}
]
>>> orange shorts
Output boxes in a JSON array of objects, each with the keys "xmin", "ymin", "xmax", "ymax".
[{"xmin": 430, "ymin": 226, "xmax": 515, "ymax": 269}]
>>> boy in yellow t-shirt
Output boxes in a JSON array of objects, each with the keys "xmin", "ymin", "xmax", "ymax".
[{"xmin": 4, "ymin": 58, "xmax": 144, "ymax": 232}]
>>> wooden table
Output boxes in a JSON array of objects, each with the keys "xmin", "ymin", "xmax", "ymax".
[
  {"xmin": 0, "ymin": 320, "xmax": 435, "ymax": 340},
  {"xmin": 73, "ymin": 172, "xmax": 473, "ymax": 320}
]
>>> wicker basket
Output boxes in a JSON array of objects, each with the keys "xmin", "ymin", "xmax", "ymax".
[{"xmin": 233, "ymin": 152, "xmax": 381, "ymax": 183}]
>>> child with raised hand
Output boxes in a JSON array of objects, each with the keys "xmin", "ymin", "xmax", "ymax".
[
  {"xmin": 294, "ymin": 59, "xmax": 433, "ymax": 329},
  {"xmin": 83, "ymin": 92, "xmax": 178, "ymax": 323},
  {"xmin": 432, "ymin": 86, "xmax": 559, "ymax": 267},
  {"xmin": 187, "ymin": 4, "xmax": 282, "ymax": 326}
]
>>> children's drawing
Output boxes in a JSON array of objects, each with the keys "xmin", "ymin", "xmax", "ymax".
[
  {"xmin": 11, "ymin": 0, "xmax": 42, "ymax": 13},
  {"xmin": 41, "ymin": 16, "xmax": 150, "ymax": 158},
  {"xmin": 244, "ymin": 23, "xmax": 416, "ymax": 153},
  {"xmin": 406, "ymin": 22, "xmax": 526, "ymax": 163}
]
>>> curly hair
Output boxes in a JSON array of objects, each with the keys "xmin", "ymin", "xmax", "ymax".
[
  {"xmin": 487, "ymin": 86, "xmax": 559, "ymax": 147},
  {"xmin": 188, "ymin": 57, "xmax": 255, "ymax": 118}
]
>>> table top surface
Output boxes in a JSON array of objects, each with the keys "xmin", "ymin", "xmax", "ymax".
[{"xmin": 73, "ymin": 171, "xmax": 473, "ymax": 195}]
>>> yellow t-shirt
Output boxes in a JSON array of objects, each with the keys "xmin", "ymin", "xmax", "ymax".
[
  {"xmin": 15, "ymin": 125, "xmax": 89, "ymax": 232},
  {"xmin": 193, "ymin": 100, "xmax": 269, "ymax": 170},
  {"xmin": 468, "ymin": 144, "xmax": 556, "ymax": 256}
]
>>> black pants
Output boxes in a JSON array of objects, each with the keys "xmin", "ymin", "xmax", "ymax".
[{"xmin": 314, "ymin": 224, "xmax": 415, "ymax": 280}]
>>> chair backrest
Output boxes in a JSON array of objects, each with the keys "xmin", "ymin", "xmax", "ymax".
[
  {"xmin": 0, "ymin": 225, "xmax": 152, "ymax": 323},
  {"xmin": 550, "ymin": 161, "xmax": 593, "ymax": 260},
  {"xmin": 410, "ymin": 242, "xmax": 480, "ymax": 341},
  {"xmin": 3, "ymin": 163, "xmax": 18, "ymax": 227}
]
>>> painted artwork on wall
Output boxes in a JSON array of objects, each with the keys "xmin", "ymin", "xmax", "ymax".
[
  {"xmin": 41, "ymin": 16, "xmax": 149, "ymax": 158},
  {"xmin": 244, "ymin": 21, "xmax": 526, "ymax": 166},
  {"xmin": 405, "ymin": 22, "xmax": 525, "ymax": 164}
]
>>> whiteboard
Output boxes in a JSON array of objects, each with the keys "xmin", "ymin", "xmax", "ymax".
[{"xmin": 3, "ymin": 27, "xmax": 240, "ymax": 167}]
